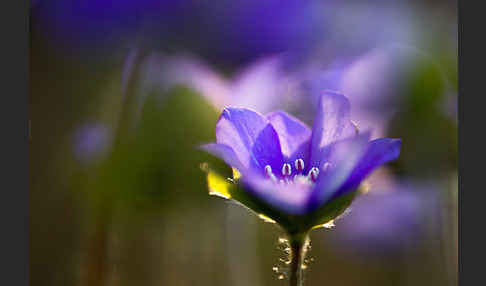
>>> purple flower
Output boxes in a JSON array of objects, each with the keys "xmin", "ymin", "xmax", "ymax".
[
  {"xmin": 32, "ymin": 0, "xmax": 189, "ymax": 52},
  {"xmin": 330, "ymin": 182, "xmax": 435, "ymax": 255},
  {"xmin": 202, "ymin": 92, "xmax": 401, "ymax": 234},
  {"xmin": 298, "ymin": 45, "xmax": 455, "ymax": 139},
  {"xmin": 32, "ymin": 0, "xmax": 323, "ymax": 65},
  {"xmin": 137, "ymin": 53, "xmax": 299, "ymax": 114}
]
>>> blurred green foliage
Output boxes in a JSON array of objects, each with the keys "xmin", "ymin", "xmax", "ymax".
[
  {"xmin": 389, "ymin": 58, "xmax": 457, "ymax": 179},
  {"xmin": 90, "ymin": 87, "xmax": 229, "ymax": 217}
]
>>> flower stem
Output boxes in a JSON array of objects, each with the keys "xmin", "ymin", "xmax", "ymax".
[{"xmin": 289, "ymin": 233, "xmax": 308, "ymax": 286}]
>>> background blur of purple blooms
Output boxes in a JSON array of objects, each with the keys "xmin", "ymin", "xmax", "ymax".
[
  {"xmin": 135, "ymin": 52, "xmax": 299, "ymax": 114},
  {"xmin": 31, "ymin": 0, "xmax": 324, "ymax": 66},
  {"xmin": 330, "ymin": 182, "xmax": 434, "ymax": 255},
  {"xmin": 31, "ymin": 1, "xmax": 457, "ymax": 286}
]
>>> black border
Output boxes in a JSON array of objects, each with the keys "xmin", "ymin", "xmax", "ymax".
[
  {"xmin": 2, "ymin": 0, "xmax": 29, "ymax": 285},
  {"xmin": 458, "ymin": 0, "xmax": 484, "ymax": 285}
]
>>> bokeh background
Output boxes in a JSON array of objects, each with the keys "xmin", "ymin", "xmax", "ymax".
[{"xmin": 30, "ymin": 1, "xmax": 457, "ymax": 286}]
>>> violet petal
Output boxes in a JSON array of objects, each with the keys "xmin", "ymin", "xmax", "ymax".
[
  {"xmin": 250, "ymin": 124, "xmax": 284, "ymax": 175},
  {"xmin": 309, "ymin": 91, "xmax": 356, "ymax": 168},
  {"xmin": 308, "ymin": 132, "xmax": 370, "ymax": 209},
  {"xmin": 215, "ymin": 107, "xmax": 268, "ymax": 169},
  {"xmin": 267, "ymin": 111, "xmax": 312, "ymax": 163},
  {"xmin": 200, "ymin": 143, "xmax": 246, "ymax": 172}
]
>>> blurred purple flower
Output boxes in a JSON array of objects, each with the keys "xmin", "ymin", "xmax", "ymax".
[
  {"xmin": 300, "ymin": 50, "xmax": 395, "ymax": 138},
  {"xmin": 32, "ymin": 0, "xmax": 188, "ymax": 50},
  {"xmin": 318, "ymin": 2, "xmax": 415, "ymax": 60},
  {"xmin": 202, "ymin": 92, "xmax": 401, "ymax": 233},
  {"xmin": 299, "ymin": 45, "xmax": 448, "ymax": 137},
  {"xmin": 330, "ymin": 182, "xmax": 435, "ymax": 255},
  {"xmin": 137, "ymin": 53, "xmax": 299, "ymax": 114},
  {"xmin": 134, "ymin": 46, "xmax": 424, "ymax": 138},
  {"xmin": 32, "ymin": 0, "xmax": 323, "ymax": 65},
  {"xmin": 72, "ymin": 123, "xmax": 111, "ymax": 164},
  {"xmin": 197, "ymin": 0, "xmax": 324, "ymax": 64}
]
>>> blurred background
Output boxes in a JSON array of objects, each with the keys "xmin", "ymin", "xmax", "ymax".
[{"xmin": 30, "ymin": 1, "xmax": 457, "ymax": 286}]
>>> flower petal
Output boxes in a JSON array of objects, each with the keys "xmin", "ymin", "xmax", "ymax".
[
  {"xmin": 309, "ymin": 91, "xmax": 356, "ymax": 168},
  {"xmin": 200, "ymin": 143, "xmax": 246, "ymax": 172},
  {"xmin": 267, "ymin": 111, "xmax": 312, "ymax": 163},
  {"xmin": 339, "ymin": 138, "xmax": 402, "ymax": 191},
  {"xmin": 307, "ymin": 132, "xmax": 370, "ymax": 210},
  {"xmin": 216, "ymin": 107, "xmax": 268, "ymax": 169},
  {"xmin": 250, "ymin": 124, "xmax": 284, "ymax": 175},
  {"xmin": 241, "ymin": 174, "xmax": 313, "ymax": 215}
]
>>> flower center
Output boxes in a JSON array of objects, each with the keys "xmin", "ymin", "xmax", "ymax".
[{"xmin": 264, "ymin": 159, "xmax": 330, "ymax": 186}]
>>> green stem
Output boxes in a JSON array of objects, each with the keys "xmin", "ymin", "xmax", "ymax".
[
  {"xmin": 82, "ymin": 47, "xmax": 148, "ymax": 286},
  {"xmin": 289, "ymin": 233, "xmax": 308, "ymax": 286}
]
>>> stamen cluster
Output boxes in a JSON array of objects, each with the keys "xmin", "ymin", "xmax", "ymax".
[{"xmin": 264, "ymin": 159, "xmax": 330, "ymax": 186}]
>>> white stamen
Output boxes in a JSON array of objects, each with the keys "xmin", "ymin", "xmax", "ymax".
[
  {"xmin": 351, "ymin": 120, "xmax": 359, "ymax": 135},
  {"xmin": 294, "ymin": 158, "xmax": 305, "ymax": 172},
  {"xmin": 282, "ymin": 163, "xmax": 292, "ymax": 176},
  {"xmin": 308, "ymin": 167, "xmax": 320, "ymax": 182},
  {"xmin": 264, "ymin": 165, "xmax": 277, "ymax": 182},
  {"xmin": 264, "ymin": 165, "xmax": 273, "ymax": 176}
]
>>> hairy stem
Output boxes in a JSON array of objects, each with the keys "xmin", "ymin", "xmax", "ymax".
[{"xmin": 289, "ymin": 234, "xmax": 308, "ymax": 286}]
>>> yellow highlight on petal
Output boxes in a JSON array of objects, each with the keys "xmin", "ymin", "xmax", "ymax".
[
  {"xmin": 258, "ymin": 214, "xmax": 276, "ymax": 224},
  {"xmin": 207, "ymin": 171, "xmax": 232, "ymax": 199},
  {"xmin": 232, "ymin": 168, "xmax": 241, "ymax": 180},
  {"xmin": 312, "ymin": 220, "xmax": 335, "ymax": 230}
]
